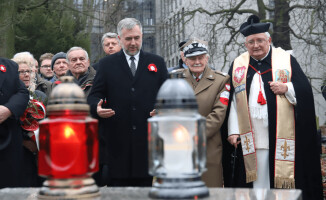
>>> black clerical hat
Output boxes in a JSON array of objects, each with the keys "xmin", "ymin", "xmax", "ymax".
[{"xmin": 240, "ymin": 15, "xmax": 270, "ymax": 37}]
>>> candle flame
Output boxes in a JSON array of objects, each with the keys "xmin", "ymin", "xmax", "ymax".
[
  {"xmin": 64, "ymin": 126, "xmax": 75, "ymax": 139},
  {"xmin": 173, "ymin": 125, "xmax": 190, "ymax": 143}
]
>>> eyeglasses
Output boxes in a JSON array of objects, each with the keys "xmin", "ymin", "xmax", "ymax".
[
  {"xmin": 246, "ymin": 38, "xmax": 268, "ymax": 46},
  {"xmin": 18, "ymin": 70, "xmax": 31, "ymax": 75},
  {"xmin": 41, "ymin": 65, "xmax": 51, "ymax": 69}
]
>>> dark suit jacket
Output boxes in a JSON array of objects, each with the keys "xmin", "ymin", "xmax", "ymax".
[
  {"xmin": 0, "ymin": 58, "xmax": 29, "ymax": 188},
  {"xmin": 88, "ymin": 50, "xmax": 167, "ymax": 179}
]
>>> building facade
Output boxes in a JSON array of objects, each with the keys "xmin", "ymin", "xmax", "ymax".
[
  {"xmin": 90, "ymin": 0, "xmax": 156, "ymax": 64},
  {"xmin": 155, "ymin": 0, "xmax": 326, "ymax": 125}
]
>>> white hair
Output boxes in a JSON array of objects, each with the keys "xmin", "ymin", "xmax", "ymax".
[
  {"xmin": 66, "ymin": 46, "xmax": 89, "ymax": 63},
  {"xmin": 12, "ymin": 52, "xmax": 36, "ymax": 92},
  {"xmin": 265, "ymin": 32, "xmax": 270, "ymax": 38},
  {"xmin": 245, "ymin": 32, "xmax": 270, "ymax": 39}
]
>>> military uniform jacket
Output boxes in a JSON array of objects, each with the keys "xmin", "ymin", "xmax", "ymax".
[
  {"xmin": 87, "ymin": 50, "xmax": 167, "ymax": 179},
  {"xmin": 181, "ymin": 66, "xmax": 230, "ymax": 187}
]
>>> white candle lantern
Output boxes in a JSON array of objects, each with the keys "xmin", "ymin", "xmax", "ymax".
[{"xmin": 148, "ymin": 76, "xmax": 209, "ymax": 199}]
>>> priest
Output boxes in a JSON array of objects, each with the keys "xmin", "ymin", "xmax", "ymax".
[{"xmin": 222, "ymin": 15, "xmax": 323, "ymax": 200}]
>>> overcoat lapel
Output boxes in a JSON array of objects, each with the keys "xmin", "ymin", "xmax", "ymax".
[
  {"xmin": 0, "ymin": 69, "xmax": 6, "ymax": 90},
  {"xmin": 195, "ymin": 68, "xmax": 214, "ymax": 95},
  {"xmin": 184, "ymin": 67, "xmax": 214, "ymax": 95},
  {"xmin": 118, "ymin": 51, "xmax": 134, "ymax": 80},
  {"xmin": 133, "ymin": 50, "xmax": 146, "ymax": 83}
]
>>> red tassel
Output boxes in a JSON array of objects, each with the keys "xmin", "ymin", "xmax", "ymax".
[
  {"xmin": 260, "ymin": 96, "xmax": 266, "ymax": 105},
  {"xmin": 257, "ymin": 91, "xmax": 266, "ymax": 105},
  {"xmin": 257, "ymin": 91, "xmax": 262, "ymax": 104}
]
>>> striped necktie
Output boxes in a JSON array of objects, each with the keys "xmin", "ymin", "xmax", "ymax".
[{"xmin": 130, "ymin": 56, "xmax": 136, "ymax": 76}]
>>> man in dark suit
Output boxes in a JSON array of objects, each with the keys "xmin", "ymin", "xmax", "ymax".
[
  {"xmin": 0, "ymin": 57, "xmax": 29, "ymax": 188},
  {"xmin": 88, "ymin": 18, "xmax": 168, "ymax": 187}
]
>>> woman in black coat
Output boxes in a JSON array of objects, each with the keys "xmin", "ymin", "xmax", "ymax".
[
  {"xmin": 12, "ymin": 58, "xmax": 47, "ymax": 187},
  {"xmin": 0, "ymin": 57, "xmax": 29, "ymax": 188}
]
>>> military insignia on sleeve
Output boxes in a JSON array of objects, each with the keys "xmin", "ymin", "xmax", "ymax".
[
  {"xmin": 225, "ymin": 83, "xmax": 230, "ymax": 91},
  {"xmin": 220, "ymin": 91, "xmax": 230, "ymax": 105},
  {"xmin": 275, "ymin": 69, "xmax": 290, "ymax": 83},
  {"xmin": 0, "ymin": 65, "xmax": 6, "ymax": 72},
  {"xmin": 234, "ymin": 66, "xmax": 246, "ymax": 83}
]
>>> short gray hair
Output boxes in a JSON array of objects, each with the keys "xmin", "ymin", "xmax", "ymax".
[
  {"xmin": 117, "ymin": 18, "xmax": 142, "ymax": 36},
  {"xmin": 265, "ymin": 32, "xmax": 270, "ymax": 38},
  {"xmin": 101, "ymin": 32, "xmax": 118, "ymax": 47},
  {"xmin": 66, "ymin": 47, "xmax": 89, "ymax": 63},
  {"xmin": 245, "ymin": 32, "xmax": 270, "ymax": 39}
]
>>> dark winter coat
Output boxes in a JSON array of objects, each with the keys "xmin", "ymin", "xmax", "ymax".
[
  {"xmin": 0, "ymin": 58, "xmax": 29, "ymax": 188},
  {"xmin": 87, "ymin": 50, "xmax": 167, "ymax": 182}
]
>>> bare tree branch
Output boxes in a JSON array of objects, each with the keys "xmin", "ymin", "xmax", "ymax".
[
  {"xmin": 288, "ymin": 4, "xmax": 317, "ymax": 12},
  {"xmin": 18, "ymin": 0, "xmax": 50, "ymax": 11}
]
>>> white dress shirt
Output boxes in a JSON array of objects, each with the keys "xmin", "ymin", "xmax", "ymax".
[{"xmin": 123, "ymin": 50, "xmax": 140, "ymax": 70}]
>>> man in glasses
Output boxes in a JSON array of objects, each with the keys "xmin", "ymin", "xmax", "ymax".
[{"xmin": 39, "ymin": 53, "xmax": 55, "ymax": 83}]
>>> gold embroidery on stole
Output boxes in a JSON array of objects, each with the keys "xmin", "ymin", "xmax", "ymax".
[{"xmin": 232, "ymin": 48, "xmax": 295, "ymax": 187}]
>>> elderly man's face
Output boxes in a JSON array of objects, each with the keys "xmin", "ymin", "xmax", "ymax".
[
  {"xmin": 245, "ymin": 33, "xmax": 271, "ymax": 60},
  {"xmin": 53, "ymin": 58, "xmax": 68, "ymax": 77},
  {"xmin": 103, "ymin": 37, "xmax": 121, "ymax": 55},
  {"xmin": 67, "ymin": 49, "xmax": 89, "ymax": 78},
  {"xmin": 185, "ymin": 54, "xmax": 208, "ymax": 75},
  {"xmin": 118, "ymin": 25, "xmax": 142, "ymax": 56}
]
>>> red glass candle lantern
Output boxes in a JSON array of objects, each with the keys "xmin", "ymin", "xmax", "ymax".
[{"xmin": 38, "ymin": 77, "xmax": 99, "ymax": 199}]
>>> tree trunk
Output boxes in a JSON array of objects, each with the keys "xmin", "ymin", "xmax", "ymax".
[
  {"xmin": 0, "ymin": 1, "xmax": 16, "ymax": 58},
  {"xmin": 272, "ymin": 0, "xmax": 292, "ymax": 50},
  {"xmin": 257, "ymin": 0, "xmax": 267, "ymax": 20}
]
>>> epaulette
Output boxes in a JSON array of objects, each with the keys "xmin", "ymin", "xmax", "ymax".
[
  {"xmin": 169, "ymin": 68, "xmax": 186, "ymax": 78},
  {"xmin": 215, "ymin": 70, "xmax": 228, "ymax": 77}
]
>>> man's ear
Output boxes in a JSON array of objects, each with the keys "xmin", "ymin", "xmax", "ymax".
[{"xmin": 184, "ymin": 58, "xmax": 189, "ymax": 66}]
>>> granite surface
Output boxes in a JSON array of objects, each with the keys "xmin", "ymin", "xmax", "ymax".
[{"xmin": 0, "ymin": 187, "xmax": 302, "ymax": 200}]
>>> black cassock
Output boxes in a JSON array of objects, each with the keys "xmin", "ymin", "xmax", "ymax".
[{"xmin": 222, "ymin": 48, "xmax": 323, "ymax": 200}]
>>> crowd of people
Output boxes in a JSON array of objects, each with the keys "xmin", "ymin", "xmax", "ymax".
[{"xmin": 0, "ymin": 16, "xmax": 323, "ymax": 199}]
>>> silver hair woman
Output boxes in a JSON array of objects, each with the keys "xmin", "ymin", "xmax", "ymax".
[{"xmin": 12, "ymin": 55, "xmax": 36, "ymax": 92}]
